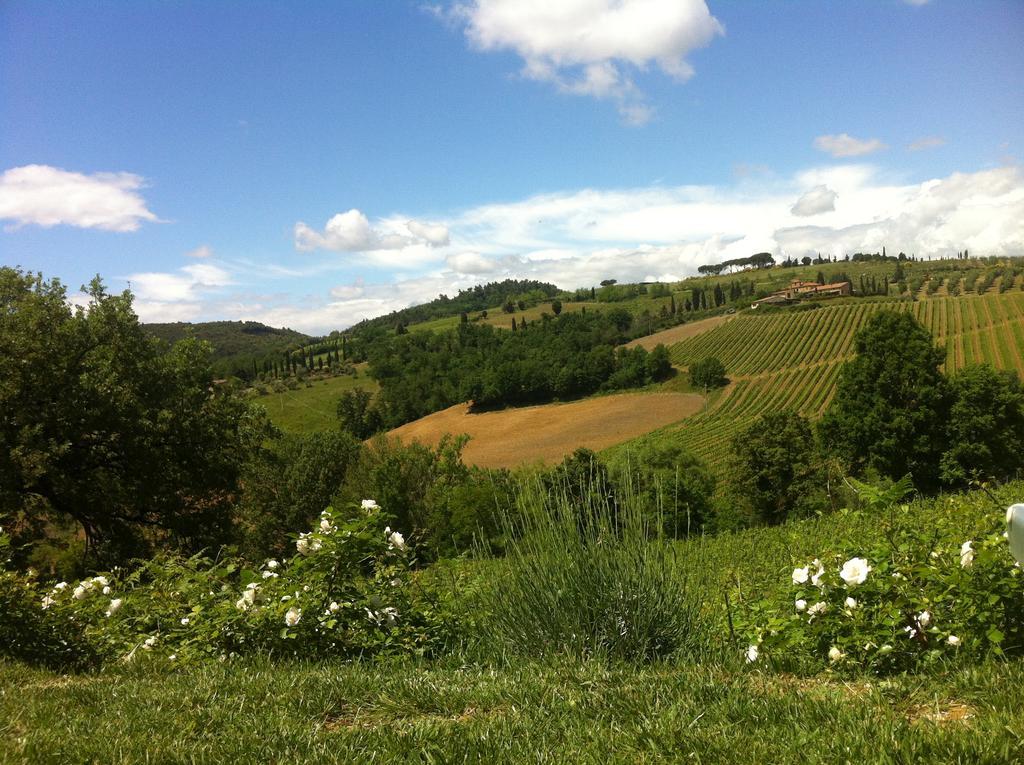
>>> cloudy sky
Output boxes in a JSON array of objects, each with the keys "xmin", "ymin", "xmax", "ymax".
[{"xmin": 1, "ymin": 0, "xmax": 1022, "ymax": 334}]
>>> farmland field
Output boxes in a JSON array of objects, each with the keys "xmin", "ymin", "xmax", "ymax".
[
  {"xmin": 654, "ymin": 292, "xmax": 1024, "ymax": 472},
  {"xmin": 389, "ymin": 391, "xmax": 705, "ymax": 468},
  {"xmin": 257, "ymin": 370, "xmax": 378, "ymax": 433}
]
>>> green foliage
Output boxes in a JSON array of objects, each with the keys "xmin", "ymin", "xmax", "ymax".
[
  {"xmin": 688, "ymin": 356, "xmax": 727, "ymax": 389},
  {"xmin": 0, "ymin": 268, "xmax": 275, "ymax": 565},
  {"xmin": 736, "ymin": 496, "xmax": 1024, "ymax": 675},
  {"xmin": 608, "ymin": 441, "xmax": 716, "ymax": 536},
  {"xmin": 729, "ymin": 411, "xmax": 823, "ymax": 525},
  {"xmin": 819, "ymin": 310, "xmax": 949, "ymax": 491},
  {"xmin": 368, "ymin": 311, "xmax": 665, "ymax": 425},
  {"xmin": 941, "ymin": 364, "xmax": 1024, "ymax": 486},
  {"xmin": 235, "ymin": 431, "xmax": 362, "ymax": 558},
  {"xmin": 0, "ymin": 502, "xmax": 455, "ymax": 668},
  {"xmin": 472, "ymin": 478, "xmax": 709, "ymax": 662},
  {"xmin": 335, "ymin": 388, "xmax": 383, "ymax": 438}
]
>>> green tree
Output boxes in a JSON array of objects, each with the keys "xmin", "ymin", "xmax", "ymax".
[
  {"xmin": 819, "ymin": 311, "xmax": 949, "ymax": 491},
  {"xmin": 729, "ymin": 411, "xmax": 822, "ymax": 525},
  {"xmin": 551, "ymin": 299, "xmax": 562, "ymax": 316},
  {"xmin": 336, "ymin": 388, "xmax": 383, "ymax": 439},
  {"xmin": 688, "ymin": 357, "xmax": 727, "ymax": 390},
  {"xmin": 940, "ymin": 364, "xmax": 1024, "ymax": 486},
  {"xmin": 0, "ymin": 268, "xmax": 273, "ymax": 564},
  {"xmin": 609, "ymin": 441, "xmax": 715, "ymax": 536},
  {"xmin": 235, "ymin": 430, "xmax": 361, "ymax": 557}
]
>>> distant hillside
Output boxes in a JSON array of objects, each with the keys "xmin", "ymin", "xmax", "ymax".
[
  {"xmin": 349, "ymin": 279, "xmax": 560, "ymax": 335},
  {"xmin": 145, "ymin": 320, "xmax": 311, "ymax": 361}
]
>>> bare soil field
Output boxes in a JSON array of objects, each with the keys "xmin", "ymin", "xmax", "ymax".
[
  {"xmin": 625, "ymin": 314, "xmax": 733, "ymax": 351},
  {"xmin": 388, "ymin": 391, "xmax": 705, "ymax": 468}
]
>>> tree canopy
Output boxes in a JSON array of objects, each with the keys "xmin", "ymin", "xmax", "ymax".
[{"xmin": 0, "ymin": 268, "xmax": 273, "ymax": 563}]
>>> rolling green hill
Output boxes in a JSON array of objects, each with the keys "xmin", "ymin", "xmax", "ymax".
[{"xmin": 145, "ymin": 320, "xmax": 310, "ymax": 360}]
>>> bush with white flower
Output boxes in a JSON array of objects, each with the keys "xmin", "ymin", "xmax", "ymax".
[
  {"xmin": 735, "ymin": 499, "xmax": 1024, "ymax": 674},
  {"xmin": 0, "ymin": 502, "xmax": 460, "ymax": 668}
]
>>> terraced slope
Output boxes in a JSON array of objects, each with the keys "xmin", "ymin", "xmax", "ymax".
[{"xmin": 656, "ymin": 292, "xmax": 1024, "ymax": 472}]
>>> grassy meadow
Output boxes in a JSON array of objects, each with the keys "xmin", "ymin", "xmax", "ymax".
[
  {"xmin": 256, "ymin": 370, "xmax": 378, "ymax": 433},
  {"xmin": 5, "ymin": 481, "xmax": 1024, "ymax": 763}
]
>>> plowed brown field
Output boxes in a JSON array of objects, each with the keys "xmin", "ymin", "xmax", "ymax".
[{"xmin": 388, "ymin": 391, "xmax": 704, "ymax": 468}]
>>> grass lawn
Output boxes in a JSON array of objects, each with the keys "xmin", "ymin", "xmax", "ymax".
[
  {"xmin": 3, "ymin": 658, "xmax": 1021, "ymax": 763},
  {"xmin": 255, "ymin": 371, "xmax": 378, "ymax": 433}
]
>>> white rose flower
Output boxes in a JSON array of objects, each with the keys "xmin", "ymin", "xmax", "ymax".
[
  {"xmin": 242, "ymin": 588, "xmax": 257, "ymax": 606},
  {"xmin": 329, "ymin": 601, "xmax": 340, "ymax": 613},
  {"xmin": 320, "ymin": 518, "xmax": 333, "ymax": 533},
  {"xmin": 917, "ymin": 610, "xmax": 931, "ymax": 628},
  {"xmin": 810, "ymin": 559, "xmax": 826, "ymax": 588},
  {"xmin": 265, "ymin": 559, "xmax": 279, "ymax": 570},
  {"xmin": 53, "ymin": 582, "xmax": 68, "ymax": 591},
  {"xmin": 960, "ymin": 541, "xmax": 974, "ymax": 568},
  {"xmin": 92, "ymin": 576, "xmax": 109, "ymax": 587},
  {"xmin": 285, "ymin": 607, "xmax": 302, "ymax": 627},
  {"xmin": 361, "ymin": 499, "xmax": 379, "ymax": 510},
  {"xmin": 828, "ymin": 645, "xmax": 844, "ymax": 662},
  {"xmin": 947, "ymin": 634, "xmax": 961, "ymax": 646},
  {"xmin": 839, "ymin": 557, "xmax": 871, "ymax": 587},
  {"xmin": 72, "ymin": 584, "xmax": 88, "ymax": 600},
  {"xmin": 807, "ymin": 601, "xmax": 827, "ymax": 617},
  {"xmin": 795, "ymin": 599, "xmax": 807, "ymax": 612},
  {"xmin": 105, "ymin": 598, "xmax": 123, "ymax": 617},
  {"xmin": 262, "ymin": 570, "xmax": 278, "ymax": 579},
  {"xmin": 143, "ymin": 635, "xmax": 157, "ymax": 650},
  {"xmin": 235, "ymin": 597, "xmax": 249, "ymax": 611},
  {"xmin": 382, "ymin": 607, "xmax": 399, "ymax": 626},
  {"xmin": 41, "ymin": 595, "xmax": 55, "ymax": 610},
  {"xmin": 388, "ymin": 530, "xmax": 406, "ymax": 551},
  {"xmin": 745, "ymin": 645, "xmax": 759, "ymax": 663},
  {"xmin": 168, "ymin": 654, "xmax": 177, "ymax": 661},
  {"xmin": 180, "ymin": 617, "xmax": 190, "ymax": 626},
  {"xmin": 102, "ymin": 586, "xmax": 112, "ymax": 595},
  {"xmin": 296, "ymin": 537, "xmax": 311, "ymax": 555},
  {"xmin": 844, "ymin": 597, "xmax": 858, "ymax": 609},
  {"xmin": 792, "ymin": 566, "xmax": 809, "ymax": 585}
]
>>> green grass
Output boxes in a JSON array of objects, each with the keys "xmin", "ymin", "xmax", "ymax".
[
  {"xmin": 255, "ymin": 372, "xmax": 378, "ymax": 433},
  {"xmin": 3, "ymin": 657, "xmax": 1021, "ymax": 763},
  {"xmin": 5, "ymin": 483, "xmax": 1023, "ymax": 762}
]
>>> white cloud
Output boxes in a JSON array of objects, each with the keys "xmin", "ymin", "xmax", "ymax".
[
  {"xmin": 814, "ymin": 134, "xmax": 887, "ymax": 158},
  {"xmin": 155, "ymin": 164, "xmax": 1024, "ymax": 334},
  {"xmin": 0, "ymin": 164, "xmax": 158, "ymax": 232},
  {"xmin": 908, "ymin": 136, "xmax": 946, "ymax": 152},
  {"xmin": 791, "ymin": 185, "xmax": 838, "ymax": 217},
  {"xmin": 185, "ymin": 244, "xmax": 214, "ymax": 259},
  {"xmin": 127, "ymin": 264, "xmax": 233, "ymax": 322},
  {"xmin": 446, "ymin": 251, "xmax": 503, "ymax": 274},
  {"xmin": 294, "ymin": 209, "xmax": 450, "ymax": 256},
  {"xmin": 450, "ymin": 0, "xmax": 723, "ymax": 124}
]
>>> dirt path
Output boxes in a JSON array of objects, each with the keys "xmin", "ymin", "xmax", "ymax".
[
  {"xmin": 624, "ymin": 314, "xmax": 733, "ymax": 350},
  {"xmin": 388, "ymin": 391, "xmax": 706, "ymax": 469}
]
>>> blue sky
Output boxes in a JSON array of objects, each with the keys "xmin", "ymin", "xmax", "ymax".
[{"xmin": 1, "ymin": 0, "xmax": 1022, "ymax": 334}]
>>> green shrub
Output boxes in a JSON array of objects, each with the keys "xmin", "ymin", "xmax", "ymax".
[
  {"xmin": 735, "ymin": 488, "xmax": 1024, "ymax": 674},
  {"xmin": 1, "ymin": 503, "xmax": 456, "ymax": 668},
  {"xmin": 472, "ymin": 477, "xmax": 709, "ymax": 662}
]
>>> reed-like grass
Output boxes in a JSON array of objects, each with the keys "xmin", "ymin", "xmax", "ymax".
[{"xmin": 473, "ymin": 473, "xmax": 711, "ymax": 662}]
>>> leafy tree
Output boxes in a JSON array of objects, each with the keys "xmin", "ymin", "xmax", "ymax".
[
  {"xmin": 609, "ymin": 441, "xmax": 716, "ymax": 536},
  {"xmin": 729, "ymin": 411, "xmax": 822, "ymax": 525},
  {"xmin": 235, "ymin": 431, "xmax": 361, "ymax": 557},
  {"xmin": 688, "ymin": 357, "xmax": 727, "ymax": 390},
  {"xmin": 0, "ymin": 268, "xmax": 273, "ymax": 564},
  {"xmin": 335, "ymin": 388, "xmax": 384, "ymax": 439},
  {"xmin": 940, "ymin": 365, "xmax": 1024, "ymax": 486},
  {"xmin": 819, "ymin": 311, "xmax": 949, "ymax": 491},
  {"xmin": 551, "ymin": 299, "xmax": 562, "ymax": 316}
]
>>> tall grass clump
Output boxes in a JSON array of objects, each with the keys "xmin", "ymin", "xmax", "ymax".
[{"xmin": 473, "ymin": 470, "xmax": 709, "ymax": 662}]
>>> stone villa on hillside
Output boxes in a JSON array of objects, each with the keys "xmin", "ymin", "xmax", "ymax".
[{"xmin": 751, "ymin": 278, "xmax": 852, "ymax": 308}]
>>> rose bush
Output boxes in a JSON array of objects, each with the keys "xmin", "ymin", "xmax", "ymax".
[
  {"xmin": 0, "ymin": 503, "xmax": 461, "ymax": 669},
  {"xmin": 736, "ymin": 500, "xmax": 1024, "ymax": 674}
]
